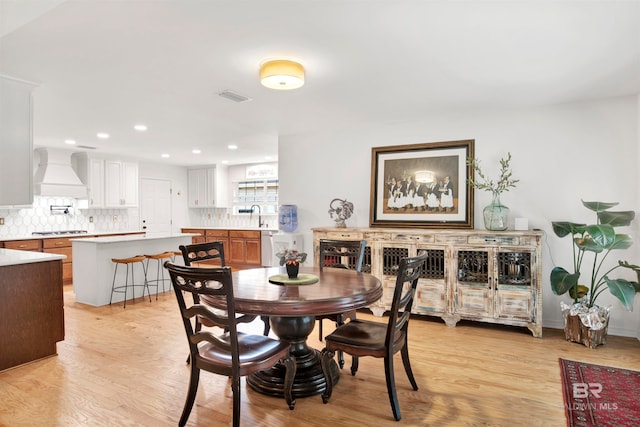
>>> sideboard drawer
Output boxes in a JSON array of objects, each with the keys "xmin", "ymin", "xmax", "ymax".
[
  {"xmin": 468, "ymin": 235, "xmax": 520, "ymax": 245},
  {"xmin": 324, "ymin": 231, "xmax": 365, "ymax": 240},
  {"xmin": 390, "ymin": 233, "xmax": 434, "ymax": 243}
]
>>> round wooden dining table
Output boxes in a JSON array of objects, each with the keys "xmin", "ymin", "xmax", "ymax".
[{"xmin": 203, "ymin": 265, "xmax": 382, "ymax": 398}]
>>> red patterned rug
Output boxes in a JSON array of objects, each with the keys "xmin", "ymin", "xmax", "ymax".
[{"xmin": 560, "ymin": 358, "xmax": 640, "ymax": 427}]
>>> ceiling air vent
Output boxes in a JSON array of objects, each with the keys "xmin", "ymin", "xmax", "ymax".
[
  {"xmin": 76, "ymin": 145, "xmax": 97, "ymax": 149},
  {"xmin": 218, "ymin": 90, "xmax": 252, "ymax": 103}
]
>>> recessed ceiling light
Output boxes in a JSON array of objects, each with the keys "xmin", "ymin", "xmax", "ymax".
[
  {"xmin": 97, "ymin": 133, "xmax": 110, "ymax": 139},
  {"xmin": 265, "ymin": 156, "xmax": 272, "ymax": 160},
  {"xmin": 161, "ymin": 154, "xmax": 170, "ymax": 158},
  {"xmin": 64, "ymin": 139, "xmax": 76, "ymax": 145},
  {"xmin": 192, "ymin": 149, "xmax": 201, "ymax": 154},
  {"xmin": 221, "ymin": 160, "xmax": 229, "ymax": 164},
  {"xmin": 134, "ymin": 124, "xmax": 148, "ymax": 132},
  {"xmin": 227, "ymin": 144, "xmax": 238, "ymax": 150}
]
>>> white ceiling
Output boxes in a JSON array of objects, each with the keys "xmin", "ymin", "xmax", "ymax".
[{"xmin": 1, "ymin": 0, "xmax": 639, "ymax": 166}]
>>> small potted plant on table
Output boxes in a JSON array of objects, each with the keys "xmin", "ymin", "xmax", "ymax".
[
  {"xmin": 276, "ymin": 248, "xmax": 308, "ymax": 279},
  {"xmin": 550, "ymin": 200, "xmax": 640, "ymax": 348}
]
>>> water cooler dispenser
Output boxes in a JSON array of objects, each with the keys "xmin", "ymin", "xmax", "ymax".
[{"xmin": 271, "ymin": 204, "xmax": 303, "ymax": 266}]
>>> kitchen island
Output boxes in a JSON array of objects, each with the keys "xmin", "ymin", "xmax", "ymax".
[
  {"xmin": 72, "ymin": 233, "xmax": 195, "ymax": 306},
  {"xmin": 0, "ymin": 249, "xmax": 66, "ymax": 371}
]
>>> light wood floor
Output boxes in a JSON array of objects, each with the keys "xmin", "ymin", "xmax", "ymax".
[{"xmin": 1, "ymin": 286, "xmax": 639, "ymax": 427}]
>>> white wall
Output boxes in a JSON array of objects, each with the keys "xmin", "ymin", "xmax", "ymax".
[{"xmin": 279, "ymin": 95, "xmax": 640, "ymax": 337}]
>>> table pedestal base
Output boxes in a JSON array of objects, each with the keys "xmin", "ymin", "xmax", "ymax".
[{"xmin": 247, "ymin": 315, "xmax": 339, "ymax": 398}]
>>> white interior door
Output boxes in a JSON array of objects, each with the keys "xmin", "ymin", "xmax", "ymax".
[{"xmin": 140, "ymin": 178, "xmax": 172, "ymax": 235}]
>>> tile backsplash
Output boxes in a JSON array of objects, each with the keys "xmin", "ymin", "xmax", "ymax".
[
  {"xmin": 196, "ymin": 208, "xmax": 278, "ymax": 230},
  {"xmin": 0, "ymin": 197, "xmax": 138, "ymax": 238},
  {"xmin": 0, "ymin": 199, "xmax": 281, "ymax": 239}
]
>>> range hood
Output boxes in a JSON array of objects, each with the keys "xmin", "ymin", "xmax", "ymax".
[{"xmin": 33, "ymin": 147, "xmax": 87, "ymax": 198}]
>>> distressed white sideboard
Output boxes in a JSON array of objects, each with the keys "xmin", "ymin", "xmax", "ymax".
[{"xmin": 312, "ymin": 227, "xmax": 543, "ymax": 337}]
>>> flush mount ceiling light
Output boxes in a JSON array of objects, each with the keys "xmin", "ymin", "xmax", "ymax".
[{"xmin": 260, "ymin": 59, "xmax": 304, "ymax": 90}]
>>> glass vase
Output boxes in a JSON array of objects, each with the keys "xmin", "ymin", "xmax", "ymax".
[{"xmin": 483, "ymin": 193, "xmax": 509, "ymax": 231}]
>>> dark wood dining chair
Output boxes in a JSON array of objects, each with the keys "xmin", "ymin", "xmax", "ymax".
[
  {"xmin": 179, "ymin": 241, "xmax": 271, "ymax": 336},
  {"xmin": 319, "ymin": 251, "xmax": 428, "ymax": 421},
  {"xmin": 179, "ymin": 240, "xmax": 226, "ymax": 267},
  {"xmin": 317, "ymin": 239, "xmax": 366, "ymax": 368},
  {"xmin": 165, "ymin": 262, "xmax": 296, "ymax": 427}
]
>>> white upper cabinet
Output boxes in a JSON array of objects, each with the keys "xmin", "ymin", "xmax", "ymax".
[
  {"xmin": 72, "ymin": 153, "xmax": 105, "ymax": 208},
  {"xmin": 73, "ymin": 155, "xmax": 138, "ymax": 209},
  {"xmin": 188, "ymin": 168, "xmax": 208, "ymax": 207},
  {"xmin": 105, "ymin": 160, "xmax": 138, "ymax": 207},
  {"xmin": 188, "ymin": 166, "xmax": 228, "ymax": 208},
  {"xmin": 0, "ymin": 75, "xmax": 36, "ymax": 206}
]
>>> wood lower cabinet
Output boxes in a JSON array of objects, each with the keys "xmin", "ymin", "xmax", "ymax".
[
  {"xmin": 181, "ymin": 228, "xmax": 261, "ymax": 269},
  {"xmin": 313, "ymin": 227, "xmax": 543, "ymax": 337},
  {"xmin": 229, "ymin": 230, "xmax": 261, "ymax": 268},
  {"xmin": 0, "ymin": 259, "xmax": 64, "ymax": 371},
  {"xmin": 179, "ymin": 228, "xmax": 229, "ymax": 267},
  {"xmin": 43, "ymin": 237, "xmax": 73, "ymax": 285},
  {"xmin": 205, "ymin": 229, "xmax": 229, "ymax": 261}
]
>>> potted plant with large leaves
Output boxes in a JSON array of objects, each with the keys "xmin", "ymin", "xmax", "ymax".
[{"xmin": 550, "ymin": 200, "xmax": 640, "ymax": 348}]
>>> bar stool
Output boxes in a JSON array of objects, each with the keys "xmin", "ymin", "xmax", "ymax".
[
  {"xmin": 171, "ymin": 251, "xmax": 183, "ymax": 264},
  {"xmin": 110, "ymin": 255, "xmax": 150, "ymax": 308},
  {"xmin": 144, "ymin": 251, "xmax": 175, "ymax": 299}
]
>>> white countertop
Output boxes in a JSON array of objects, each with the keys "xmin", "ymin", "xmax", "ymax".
[
  {"xmin": 0, "ymin": 230, "xmax": 145, "ymax": 242},
  {"xmin": 186, "ymin": 226, "xmax": 278, "ymax": 231},
  {"xmin": 0, "ymin": 248, "xmax": 66, "ymax": 267},
  {"xmin": 72, "ymin": 232, "xmax": 198, "ymax": 244}
]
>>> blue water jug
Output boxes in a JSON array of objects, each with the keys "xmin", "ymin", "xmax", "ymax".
[{"xmin": 278, "ymin": 205, "xmax": 298, "ymax": 232}]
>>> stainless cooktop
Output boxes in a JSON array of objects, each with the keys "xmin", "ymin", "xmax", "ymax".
[{"xmin": 32, "ymin": 230, "xmax": 89, "ymax": 236}]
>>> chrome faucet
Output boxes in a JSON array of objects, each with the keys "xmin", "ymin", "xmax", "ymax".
[{"xmin": 250, "ymin": 204, "xmax": 264, "ymax": 228}]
